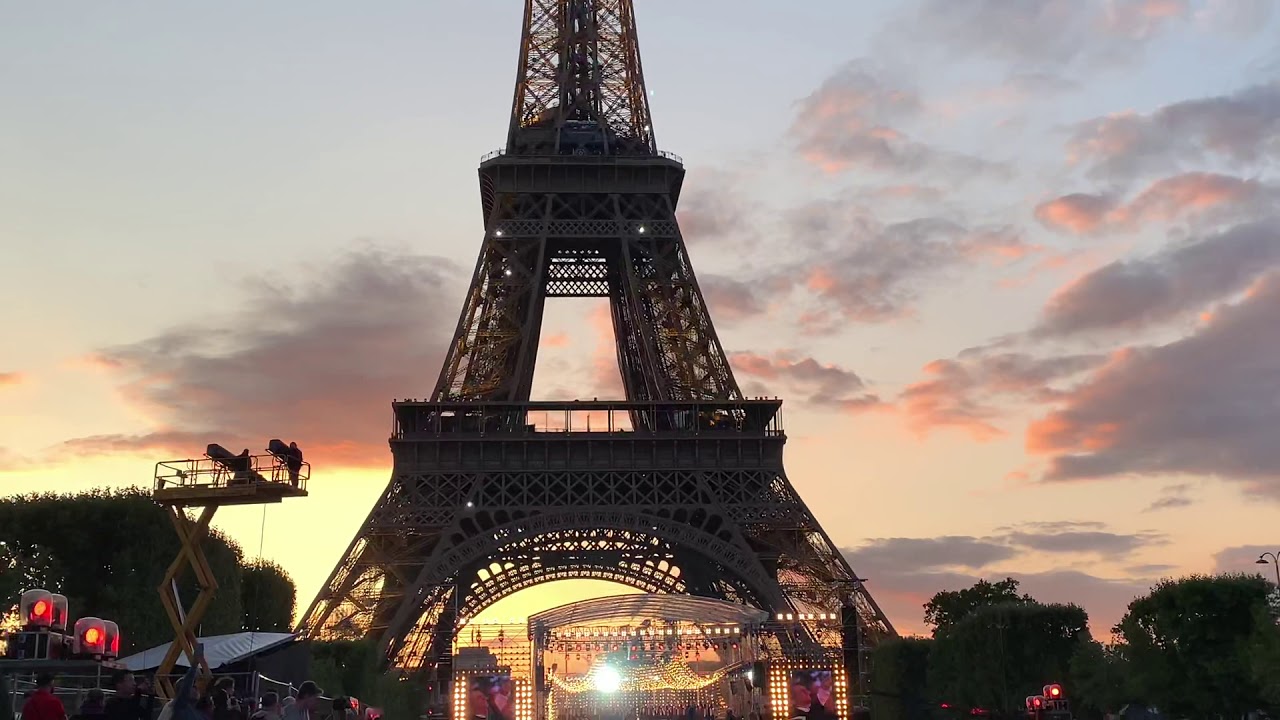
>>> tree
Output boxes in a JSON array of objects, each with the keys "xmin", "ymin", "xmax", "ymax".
[
  {"xmin": 1245, "ymin": 604, "xmax": 1280, "ymax": 711},
  {"xmin": 0, "ymin": 487, "xmax": 293, "ymax": 653},
  {"xmin": 308, "ymin": 639, "xmax": 427, "ymax": 715},
  {"xmin": 309, "ymin": 639, "xmax": 381, "ymax": 701},
  {"xmin": 1068, "ymin": 639, "xmax": 1129, "ymax": 718},
  {"xmin": 924, "ymin": 578, "xmax": 1034, "ymax": 635},
  {"xmin": 242, "ymin": 559, "xmax": 297, "ymax": 632},
  {"xmin": 1114, "ymin": 573, "xmax": 1272, "ymax": 718},
  {"xmin": 929, "ymin": 602, "xmax": 1088, "ymax": 718},
  {"xmin": 869, "ymin": 637, "xmax": 934, "ymax": 720}
]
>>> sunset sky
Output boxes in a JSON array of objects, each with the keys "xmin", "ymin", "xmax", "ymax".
[{"xmin": 3, "ymin": 0, "xmax": 1280, "ymax": 639}]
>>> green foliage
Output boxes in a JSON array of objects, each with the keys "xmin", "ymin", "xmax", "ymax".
[
  {"xmin": 307, "ymin": 638, "xmax": 426, "ymax": 715},
  {"xmin": 869, "ymin": 637, "xmax": 934, "ymax": 720},
  {"xmin": 242, "ymin": 559, "xmax": 297, "ymax": 632},
  {"xmin": 923, "ymin": 578, "xmax": 1033, "ymax": 635},
  {"xmin": 1114, "ymin": 573, "xmax": 1272, "ymax": 718},
  {"xmin": 1245, "ymin": 604, "xmax": 1280, "ymax": 711},
  {"xmin": 1067, "ymin": 639, "xmax": 1129, "ymax": 718},
  {"xmin": 0, "ymin": 487, "xmax": 295, "ymax": 654},
  {"xmin": 308, "ymin": 639, "xmax": 381, "ymax": 700},
  {"xmin": 929, "ymin": 602, "xmax": 1087, "ymax": 717},
  {"xmin": 370, "ymin": 673, "xmax": 428, "ymax": 718}
]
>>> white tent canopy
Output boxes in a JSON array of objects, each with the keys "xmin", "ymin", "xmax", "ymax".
[{"xmin": 119, "ymin": 632, "xmax": 296, "ymax": 672}]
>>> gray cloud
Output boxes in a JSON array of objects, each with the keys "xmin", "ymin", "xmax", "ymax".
[
  {"xmin": 1212, "ymin": 544, "xmax": 1280, "ymax": 574},
  {"xmin": 65, "ymin": 245, "xmax": 462, "ymax": 468},
  {"xmin": 731, "ymin": 351, "xmax": 880, "ymax": 411},
  {"xmin": 677, "ymin": 180, "xmax": 754, "ymax": 243},
  {"xmin": 1068, "ymin": 81, "xmax": 1280, "ymax": 182},
  {"xmin": 1034, "ymin": 217, "xmax": 1280, "ymax": 337},
  {"xmin": 1029, "ymin": 271, "xmax": 1280, "ymax": 499},
  {"xmin": 774, "ymin": 202, "xmax": 1035, "ymax": 326},
  {"xmin": 1143, "ymin": 483, "xmax": 1195, "ymax": 513},
  {"xmin": 843, "ymin": 529, "xmax": 1164, "ymax": 633},
  {"xmin": 1005, "ymin": 528, "xmax": 1165, "ymax": 555},
  {"xmin": 1125, "ymin": 563, "xmax": 1178, "ymax": 576},
  {"xmin": 1144, "ymin": 495, "xmax": 1193, "ymax": 512},
  {"xmin": 848, "ymin": 536, "xmax": 1019, "ymax": 572},
  {"xmin": 887, "ymin": 0, "xmax": 1190, "ymax": 70},
  {"xmin": 699, "ymin": 274, "xmax": 766, "ymax": 323}
]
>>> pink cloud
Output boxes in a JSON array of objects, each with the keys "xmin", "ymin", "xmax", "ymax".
[
  {"xmin": 899, "ymin": 352, "xmax": 1104, "ymax": 440},
  {"xmin": 790, "ymin": 62, "xmax": 997, "ymax": 178},
  {"xmin": 1034, "ymin": 193, "xmax": 1118, "ymax": 234},
  {"xmin": 1035, "ymin": 173, "xmax": 1268, "ymax": 235},
  {"xmin": 542, "ymin": 332, "xmax": 570, "ymax": 348},
  {"xmin": 0, "ymin": 372, "xmax": 25, "ymax": 388}
]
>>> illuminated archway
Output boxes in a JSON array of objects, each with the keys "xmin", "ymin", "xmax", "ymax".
[{"xmin": 387, "ymin": 509, "xmax": 788, "ymax": 666}]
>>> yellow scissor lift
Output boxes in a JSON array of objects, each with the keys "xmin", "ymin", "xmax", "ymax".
[{"xmin": 151, "ymin": 443, "xmax": 309, "ymax": 698}]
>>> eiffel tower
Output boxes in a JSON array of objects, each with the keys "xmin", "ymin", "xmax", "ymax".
[{"xmin": 298, "ymin": 0, "xmax": 895, "ymax": 694}]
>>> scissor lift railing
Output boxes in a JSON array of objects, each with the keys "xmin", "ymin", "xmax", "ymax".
[{"xmin": 150, "ymin": 451, "xmax": 309, "ymax": 698}]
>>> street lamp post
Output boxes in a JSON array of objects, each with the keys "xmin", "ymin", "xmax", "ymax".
[{"xmin": 1256, "ymin": 551, "xmax": 1280, "ymax": 586}]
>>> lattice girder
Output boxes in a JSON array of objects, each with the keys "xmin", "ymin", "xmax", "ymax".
[
  {"xmin": 508, "ymin": 0, "xmax": 655, "ymax": 156},
  {"xmin": 435, "ymin": 173, "xmax": 739, "ymax": 403}
]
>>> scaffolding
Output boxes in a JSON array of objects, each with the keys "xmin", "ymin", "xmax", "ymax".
[{"xmin": 150, "ymin": 444, "xmax": 309, "ymax": 698}]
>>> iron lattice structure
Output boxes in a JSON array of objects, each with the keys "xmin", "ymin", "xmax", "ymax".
[{"xmin": 297, "ymin": 0, "xmax": 895, "ymax": 694}]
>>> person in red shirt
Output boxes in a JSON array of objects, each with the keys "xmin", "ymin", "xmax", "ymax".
[{"xmin": 22, "ymin": 673, "xmax": 67, "ymax": 720}]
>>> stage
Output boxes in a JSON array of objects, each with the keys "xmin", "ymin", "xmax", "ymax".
[{"xmin": 447, "ymin": 596, "xmax": 855, "ymax": 720}]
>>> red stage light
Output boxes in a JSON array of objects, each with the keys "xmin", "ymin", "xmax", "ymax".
[
  {"xmin": 84, "ymin": 627, "xmax": 102, "ymax": 645},
  {"xmin": 30, "ymin": 600, "xmax": 50, "ymax": 621}
]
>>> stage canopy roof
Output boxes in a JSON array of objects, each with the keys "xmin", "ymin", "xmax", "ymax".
[
  {"xmin": 119, "ymin": 632, "xmax": 296, "ymax": 671},
  {"xmin": 527, "ymin": 594, "xmax": 769, "ymax": 628}
]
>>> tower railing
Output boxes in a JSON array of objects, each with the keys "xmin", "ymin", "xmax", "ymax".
[
  {"xmin": 479, "ymin": 148, "xmax": 683, "ymax": 165},
  {"xmin": 391, "ymin": 399, "xmax": 783, "ymax": 440}
]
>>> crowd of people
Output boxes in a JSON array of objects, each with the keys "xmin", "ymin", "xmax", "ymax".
[{"xmin": 18, "ymin": 669, "xmax": 336, "ymax": 720}]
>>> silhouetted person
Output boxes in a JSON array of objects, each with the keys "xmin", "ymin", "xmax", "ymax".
[
  {"xmin": 74, "ymin": 689, "xmax": 106, "ymax": 718},
  {"xmin": 104, "ymin": 670, "xmax": 154, "ymax": 720},
  {"xmin": 21, "ymin": 673, "xmax": 66, "ymax": 720},
  {"xmin": 158, "ymin": 646, "xmax": 205, "ymax": 720},
  {"xmin": 282, "ymin": 681, "xmax": 322, "ymax": 720},
  {"xmin": 286, "ymin": 443, "xmax": 303, "ymax": 487},
  {"xmin": 250, "ymin": 693, "xmax": 281, "ymax": 720},
  {"xmin": 231, "ymin": 449, "xmax": 252, "ymax": 485}
]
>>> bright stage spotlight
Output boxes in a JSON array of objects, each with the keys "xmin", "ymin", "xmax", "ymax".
[{"xmin": 593, "ymin": 665, "xmax": 622, "ymax": 693}]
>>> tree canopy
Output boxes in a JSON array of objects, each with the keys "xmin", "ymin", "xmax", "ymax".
[
  {"xmin": 0, "ymin": 487, "xmax": 296, "ymax": 653},
  {"xmin": 869, "ymin": 637, "xmax": 933, "ymax": 720},
  {"xmin": 308, "ymin": 639, "xmax": 425, "ymax": 716},
  {"xmin": 242, "ymin": 559, "xmax": 297, "ymax": 632},
  {"xmin": 1114, "ymin": 573, "xmax": 1275, "ymax": 718},
  {"xmin": 924, "ymin": 578, "xmax": 1033, "ymax": 635},
  {"xmin": 929, "ymin": 601, "xmax": 1088, "ymax": 717}
]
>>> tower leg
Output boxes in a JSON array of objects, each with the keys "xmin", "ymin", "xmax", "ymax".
[{"xmin": 155, "ymin": 505, "xmax": 219, "ymax": 698}]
